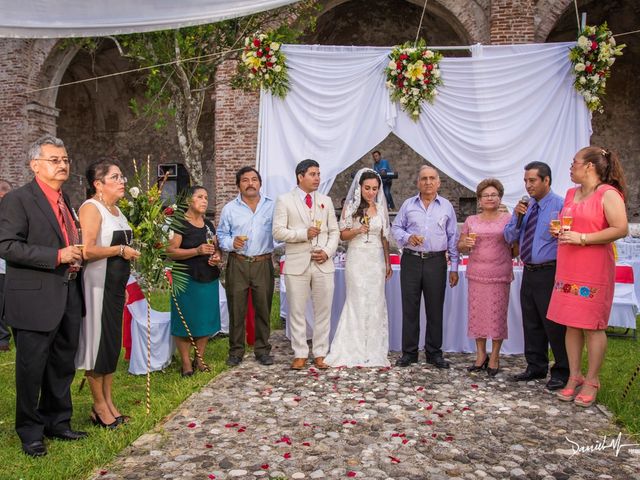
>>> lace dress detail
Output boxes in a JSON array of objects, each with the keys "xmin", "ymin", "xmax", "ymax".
[
  {"xmin": 461, "ymin": 214, "xmax": 513, "ymax": 340},
  {"xmin": 325, "ymin": 213, "xmax": 390, "ymax": 367}
]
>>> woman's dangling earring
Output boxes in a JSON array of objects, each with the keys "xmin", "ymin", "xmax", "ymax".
[{"xmin": 99, "ymin": 191, "xmax": 104, "ymax": 203}]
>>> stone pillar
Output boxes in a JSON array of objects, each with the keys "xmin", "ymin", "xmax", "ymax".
[
  {"xmin": 212, "ymin": 59, "xmax": 260, "ymax": 219},
  {"xmin": 490, "ymin": 0, "xmax": 536, "ymax": 44}
]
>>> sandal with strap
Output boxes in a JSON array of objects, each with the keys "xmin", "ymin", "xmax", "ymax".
[
  {"xmin": 574, "ymin": 380, "xmax": 600, "ymax": 407},
  {"xmin": 557, "ymin": 375, "xmax": 585, "ymax": 402}
]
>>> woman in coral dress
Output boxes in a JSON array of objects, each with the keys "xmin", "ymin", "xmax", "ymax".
[
  {"xmin": 547, "ymin": 146, "xmax": 628, "ymax": 407},
  {"xmin": 458, "ymin": 178, "xmax": 513, "ymax": 377}
]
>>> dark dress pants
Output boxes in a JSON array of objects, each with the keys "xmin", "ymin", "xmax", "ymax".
[
  {"xmin": 400, "ymin": 253, "xmax": 447, "ymax": 359},
  {"xmin": 520, "ymin": 266, "xmax": 569, "ymax": 381},
  {"xmin": 0, "ymin": 274, "xmax": 11, "ymax": 346},
  {"xmin": 13, "ymin": 279, "xmax": 82, "ymax": 443},
  {"xmin": 225, "ymin": 256, "xmax": 274, "ymax": 358},
  {"xmin": 382, "ymin": 181, "xmax": 395, "ymax": 210}
]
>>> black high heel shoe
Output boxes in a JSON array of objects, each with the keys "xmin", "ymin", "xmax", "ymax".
[
  {"xmin": 90, "ymin": 407, "xmax": 119, "ymax": 429},
  {"xmin": 487, "ymin": 360, "xmax": 500, "ymax": 377},
  {"xmin": 467, "ymin": 354, "xmax": 489, "ymax": 372}
]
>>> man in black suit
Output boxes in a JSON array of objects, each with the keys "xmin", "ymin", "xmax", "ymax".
[{"xmin": 0, "ymin": 135, "xmax": 86, "ymax": 457}]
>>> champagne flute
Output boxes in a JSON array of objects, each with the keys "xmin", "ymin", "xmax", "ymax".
[
  {"xmin": 561, "ymin": 208, "xmax": 573, "ymax": 232},
  {"xmin": 361, "ymin": 214, "xmax": 370, "ymax": 243},
  {"xmin": 467, "ymin": 231, "xmax": 477, "ymax": 254},
  {"xmin": 206, "ymin": 228, "xmax": 217, "ymax": 261},
  {"xmin": 550, "ymin": 211, "xmax": 561, "ymax": 236},
  {"xmin": 72, "ymin": 228, "xmax": 84, "ymax": 268},
  {"xmin": 313, "ymin": 219, "xmax": 322, "ymax": 246},
  {"xmin": 238, "ymin": 234, "xmax": 249, "ymax": 253}
]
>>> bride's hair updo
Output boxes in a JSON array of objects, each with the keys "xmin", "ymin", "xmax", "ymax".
[{"xmin": 354, "ymin": 170, "xmax": 381, "ymax": 220}]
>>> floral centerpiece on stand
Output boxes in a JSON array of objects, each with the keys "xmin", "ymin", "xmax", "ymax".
[
  {"xmin": 385, "ymin": 39, "xmax": 443, "ymax": 121},
  {"xmin": 569, "ymin": 23, "xmax": 625, "ymax": 113},
  {"xmin": 236, "ymin": 31, "xmax": 289, "ymax": 98}
]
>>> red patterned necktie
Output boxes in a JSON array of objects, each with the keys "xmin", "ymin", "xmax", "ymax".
[
  {"xmin": 305, "ymin": 193, "xmax": 312, "ymax": 209},
  {"xmin": 57, "ymin": 195, "xmax": 79, "ymax": 246}
]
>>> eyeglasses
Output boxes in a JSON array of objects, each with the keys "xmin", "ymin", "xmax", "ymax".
[
  {"xmin": 36, "ymin": 157, "xmax": 71, "ymax": 166},
  {"xmin": 105, "ymin": 174, "xmax": 128, "ymax": 184},
  {"xmin": 480, "ymin": 193, "xmax": 500, "ymax": 199}
]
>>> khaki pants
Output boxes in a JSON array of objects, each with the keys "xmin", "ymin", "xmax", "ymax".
[{"xmin": 285, "ymin": 263, "xmax": 334, "ymax": 359}]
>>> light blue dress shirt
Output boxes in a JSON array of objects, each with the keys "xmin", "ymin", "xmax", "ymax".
[
  {"xmin": 391, "ymin": 194, "xmax": 459, "ymax": 271},
  {"xmin": 503, "ymin": 190, "xmax": 564, "ymax": 264},
  {"xmin": 217, "ymin": 194, "xmax": 275, "ymax": 256}
]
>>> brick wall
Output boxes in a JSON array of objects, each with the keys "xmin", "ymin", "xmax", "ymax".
[
  {"xmin": 212, "ymin": 60, "xmax": 260, "ymax": 220},
  {"xmin": 490, "ymin": 0, "xmax": 536, "ymax": 44}
]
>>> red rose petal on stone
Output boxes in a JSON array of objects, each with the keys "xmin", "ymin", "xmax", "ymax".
[
  {"xmin": 425, "ymin": 420, "xmax": 433, "ymax": 425},
  {"xmin": 205, "ymin": 443, "xmax": 213, "ymax": 448},
  {"xmin": 237, "ymin": 428, "xmax": 246, "ymax": 433},
  {"xmin": 391, "ymin": 433, "xmax": 399, "ymax": 437},
  {"xmin": 445, "ymin": 436, "xmax": 454, "ymax": 442},
  {"xmin": 207, "ymin": 408, "xmax": 213, "ymax": 412},
  {"xmin": 187, "ymin": 422, "xmax": 197, "ymax": 428},
  {"xmin": 302, "ymin": 442, "xmax": 311, "ymax": 446},
  {"xmin": 294, "ymin": 397, "xmax": 302, "ymax": 402},
  {"xmin": 283, "ymin": 452, "xmax": 292, "ymax": 459},
  {"xmin": 261, "ymin": 464, "xmax": 269, "ymax": 470},
  {"xmin": 417, "ymin": 398, "xmax": 425, "ymax": 403},
  {"xmin": 446, "ymin": 409, "xmax": 452, "ymax": 414},
  {"xmin": 426, "ymin": 404, "xmax": 433, "ymax": 410},
  {"xmin": 462, "ymin": 407, "xmax": 470, "ymax": 411},
  {"xmin": 471, "ymin": 384, "xmax": 479, "ymax": 389},
  {"xmin": 402, "ymin": 439, "xmax": 409, "ymax": 444},
  {"xmin": 431, "ymin": 433, "xmax": 438, "ymax": 438},
  {"xmin": 358, "ymin": 400, "xmax": 365, "ymax": 404},
  {"xmin": 389, "ymin": 456, "xmax": 401, "ymax": 464},
  {"xmin": 303, "ymin": 422, "xmax": 311, "ymax": 427},
  {"xmin": 347, "ymin": 471, "xmax": 357, "ymax": 477},
  {"xmin": 416, "ymin": 386, "xmax": 424, "ymax": 391},
  {"xmin": 350, "ymin": 420, "xmax": 357, "ymax": 425},
  {"xmin": 208, "ymin": 475, "xmax": 216, "ymax": 480}
]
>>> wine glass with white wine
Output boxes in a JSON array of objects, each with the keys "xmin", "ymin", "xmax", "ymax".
[{"xmin": 360, "ymin": 214, "xmax": 370, "ymax": 243}]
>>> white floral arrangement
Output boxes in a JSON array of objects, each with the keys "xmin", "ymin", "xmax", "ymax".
[
  {"xmin": 385, "ymin": 40, "xmax": 443, "ymax": 121},
  {"xmin": 238, "ymin": 32, "xmax": 289, "ymax": 98},
  {"xmin": 569, "ymin": 23, "xmax": 625, "ymax": 113}
]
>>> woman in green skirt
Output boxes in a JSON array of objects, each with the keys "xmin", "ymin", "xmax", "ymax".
[{"xmin": 167, "ymin": 186, "xmax": 221, "ymax": 376}]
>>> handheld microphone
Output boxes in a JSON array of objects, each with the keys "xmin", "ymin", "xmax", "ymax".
[{"xmin": 516, "ymin": 195, "xmax": 530, "ymax": 228}]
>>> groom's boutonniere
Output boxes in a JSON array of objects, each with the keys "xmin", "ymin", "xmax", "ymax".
[{"xmin": 320, "ymin": 203, "xmax": 325, "ymax": 209}]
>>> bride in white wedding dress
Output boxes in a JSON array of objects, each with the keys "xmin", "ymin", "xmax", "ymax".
[{"xmin": 325, "ymin": 168, "xmax": 392, "ymax": 367}]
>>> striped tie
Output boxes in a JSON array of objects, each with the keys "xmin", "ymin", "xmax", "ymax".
[{"xmin": 519, "ymin": 202, "xmax": 538, "ymax": 264}]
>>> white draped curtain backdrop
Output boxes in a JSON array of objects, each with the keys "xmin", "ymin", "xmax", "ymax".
[
  {"xmin": 258, "ymin": 43, "xmax": 592, "ymax": 207},
  {"xmin": 0, "ymin": 0, "xmax": 300, "ymax": 38}
]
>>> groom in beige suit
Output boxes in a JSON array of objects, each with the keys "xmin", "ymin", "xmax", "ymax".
[{"xmin": 273, "ymin": 159, "xmax": 339, "ymax": 370}]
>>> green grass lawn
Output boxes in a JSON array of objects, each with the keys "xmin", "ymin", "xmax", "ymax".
[
  {"xmin": 0, "ymin": 293, "xmax": 637, "ymax": 479},
  {"xmin": 0, "ymin": 291, "xmax": 282, "ymax": 480}
]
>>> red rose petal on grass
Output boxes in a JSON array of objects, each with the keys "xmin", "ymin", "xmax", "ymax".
[
  {"xmin": 347, "ymin": 471, "xmax": 357, "ymax": 477},
  {"xmin": 389, "ymin": 456, "xmax": 401, "ymax": 464},
  {"xmin": 261, "ymin": 464, "xmax": 270, "ymax": 470},
  {"xmin": 99, "ymin": 471, "xmax": 108, "ymax": 476},
  {"xmin": 187, "ymin": 422, "xmax": 197, "ymax": 428},
  {"xmin": 283, "ymin": 452, "xmax": 292, "ymax": 459},
  {"xmin": 302, "ymin": 442, "xmax": 311, "ymax": 446},
  {"xmin": 205, "ymin": 443, "xmax": 213, "ymax": 448}
]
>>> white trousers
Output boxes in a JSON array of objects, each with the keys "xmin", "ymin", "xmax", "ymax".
[{"xmin": 284, "ymin": 263, "xmax": 334, "ymax": 358}]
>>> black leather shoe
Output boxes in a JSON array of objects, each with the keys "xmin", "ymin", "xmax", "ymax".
[
  {"xmin": 256, "ymin": 354, "xmax": 274, "ymax": 366},
  {"xmin": 226, "ymin": 356, "xmax": 243, "ymax": 367},
  {"xmin": 22, "ymin": 440, "xmax": 46, "ymax": 457},
  {"xmin": 45, "ymin": 428, "xmax": 88, "ymax": 441},
  {"xmin": 545, "ymin": 377, "xmax": 567, "ymax": 391},
  {"xmin": 395, "ymin": 355, "xmax": 418, "ymax": 367},
  {"xmin": 511, "ymin": 369, "xmax": 547, "ymax": 382},
  {"xmin": 426, "ymin": 356, "xmax": 450, "ymax": 369}
]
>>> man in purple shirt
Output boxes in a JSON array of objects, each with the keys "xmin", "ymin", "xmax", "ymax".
[{"xmin": 392, "ymin": 166, "xmax": 459, "ymax": 369}]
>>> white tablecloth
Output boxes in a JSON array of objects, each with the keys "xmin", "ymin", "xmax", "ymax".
[{"xmin": 280, "ymin": 264, "xmax": 639, "ymax": 355}]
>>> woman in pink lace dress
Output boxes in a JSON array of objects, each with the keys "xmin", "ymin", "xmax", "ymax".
[
  {"xmin": 458, "ymin": 179, "xmax": 513, "ymax": 377},
  {"xmin": 548, "ymin": 147, "xmax": 628, "ymax": 408}
]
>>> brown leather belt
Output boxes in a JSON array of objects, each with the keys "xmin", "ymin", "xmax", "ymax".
[
  {"xmin": 523, "ymin": 260, "xmax": 556, "ymax": 271},
  {"xmin": 230, "ymin": 252, "xmax": 272, "ymax": 263},
  {"xmin": 403, "ymin": 249, "xmax": 446, "ymax": 260}
]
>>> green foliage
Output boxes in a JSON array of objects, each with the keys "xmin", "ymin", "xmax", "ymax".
[
  {"xmin": 118, "ymin": 157, "xmax": 189, "ymax": 293},
  {"xmin": 385, "ymin": 39, "xmax": 444, "ymax": 121}
]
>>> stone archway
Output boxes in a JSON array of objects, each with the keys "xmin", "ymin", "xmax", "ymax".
[{"xmin": 544, "ymin": 0, "xmax": 640, "ymax": 220}]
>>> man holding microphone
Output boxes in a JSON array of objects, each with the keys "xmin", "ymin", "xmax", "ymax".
[{"xmin": 504, "ymin": 161, "xmax": 568, "ymax": 391}]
